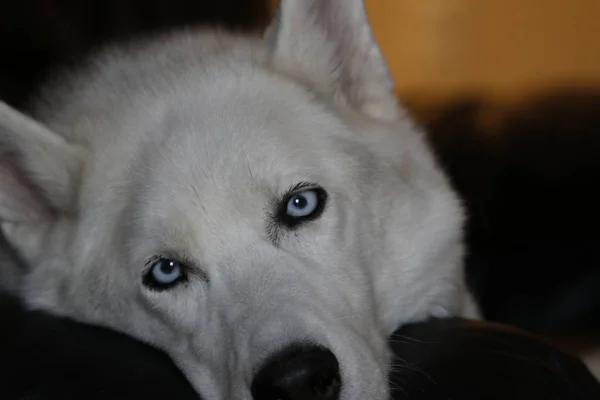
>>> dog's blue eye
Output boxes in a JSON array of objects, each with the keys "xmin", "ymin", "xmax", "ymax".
[
  {"xmin": 275, "ymin": 185, "xmax": 327, "ymax": 231},
  {"xmin": 144, "ymin": 258, "xmax": 185, "ymax": 289},
  {"xmin": 286, "ymin": 190, "xmax": 319, "ymax": 218}
]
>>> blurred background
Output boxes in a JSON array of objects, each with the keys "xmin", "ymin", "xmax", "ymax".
[
  {"xmin": 363, "ymin": 0, "xmax": 600, "ymax": 355},
  {"xmin": 367, "ymin": 0, "xmax": 600, "ymax": 104},
  {"xmin": 0, "ymin": 0, "xmax": 599, "ymax": 366},
  {"xmin": 363, "ymin": 0, "xmax": 600, "ymax": 357}
]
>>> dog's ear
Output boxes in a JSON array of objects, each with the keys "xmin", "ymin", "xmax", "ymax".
[
  {"xmin": 0, "ymin": 101, "xmax": 84, "ymax": 224},
  {"xmin": 266, "ymin": 0, "xmax": 399, "ymax": 122}
]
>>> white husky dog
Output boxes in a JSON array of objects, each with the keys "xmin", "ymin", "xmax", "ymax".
[{"xmin": 0, "ymin": 0, "xmax": 468, "ymax": 398}]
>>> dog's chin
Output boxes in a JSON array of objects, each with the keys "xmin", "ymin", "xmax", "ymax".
[
  {"xmin": 335, "ymin": 334, "xmax": 391, "ymax": 400},
  {"xmin": 338, "ymin": 357, "xmax": 390, "ymax": 400}
]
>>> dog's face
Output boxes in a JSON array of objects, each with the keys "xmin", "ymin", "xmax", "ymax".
[{"xmin": 0, "ymin": 0, "xmax": 464, "ymax": 398}]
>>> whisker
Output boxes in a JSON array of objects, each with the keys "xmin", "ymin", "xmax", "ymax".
[{"xmin": 389, "ymin": 354, "xmax": 437, "ymax": 385}]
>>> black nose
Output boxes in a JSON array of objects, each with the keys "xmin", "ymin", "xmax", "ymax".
[{"xmin": 251, "ymin": 344, "xmax": 342, "ymax": 400}]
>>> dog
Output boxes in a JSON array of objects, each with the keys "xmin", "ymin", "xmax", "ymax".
[{"xmin": 0, "ymin": 0, "xmax": 468, "ymax": 398}]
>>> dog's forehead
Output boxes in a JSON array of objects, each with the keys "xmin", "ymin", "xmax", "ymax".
[
  {"xmin": 146, "ymin": 73, "xmax": 359, "ymax": 191},
  {"xmin": 127, "ymin": 78, "xmax": 363, "ymax": 253}
]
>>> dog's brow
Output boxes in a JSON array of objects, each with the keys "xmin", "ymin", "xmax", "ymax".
[
  {"xmin": 189, "ymin": 262, "xmax": 210, "ymax": 283},
  {"xmin": 154, "ymin": 231, "xmax": 209, "ymax": 284},
  {"xmin": 168, "ymin": 252, "xmax": 210, "ymax": 284}
]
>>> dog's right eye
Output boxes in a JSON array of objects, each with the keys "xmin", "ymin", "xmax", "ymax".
[{"xmin": 143, "ymin": 258, "xmax": 187, "ymax": 290}]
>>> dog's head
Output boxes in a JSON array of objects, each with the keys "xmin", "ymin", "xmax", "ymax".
[{"xmin": 0, "ymin": 0, "xmax": 464, "ymax": 398}]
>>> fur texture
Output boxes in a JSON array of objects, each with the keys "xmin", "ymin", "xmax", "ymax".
[{"xmin": 0, "ymin": 0, "xmax": 466, "ymax": 398}]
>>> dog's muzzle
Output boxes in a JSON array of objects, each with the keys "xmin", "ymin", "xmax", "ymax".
[{"xmin": 251, "ymin": 344, "xmax": 342, "ymax": 400}]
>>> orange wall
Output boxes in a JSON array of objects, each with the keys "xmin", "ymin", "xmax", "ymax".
[
  {"xmin": 366, "ymin": 0, "xmax": 600, "ymax": 102},
  {"xmin": 272, "ymin": 0, "xmax": 600, "ymax": 102}
]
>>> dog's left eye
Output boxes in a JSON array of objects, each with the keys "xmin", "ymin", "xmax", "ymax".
[
  {"xmin": 143, "ymin": 258, "xmax": 187, "ymax": 290},
  {"xmin": 277, "ymin": 186, "xmax": 327, "ymax": 227}
]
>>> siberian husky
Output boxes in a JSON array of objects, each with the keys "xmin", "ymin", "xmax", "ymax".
[{"xmin": 0, "ymin": 0, "xmax": 468, "ymax": 398}]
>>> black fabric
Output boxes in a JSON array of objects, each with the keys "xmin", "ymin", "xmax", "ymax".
[
  {"xmin": 423, "ymin": 92, "xmax": 600, "ymax": 337},
  {"xmin": 0, "ymin": 294, "xmax": 199, "ymax": 399},
  {"xmin": 1, "ymin": 294, "xmax": 599, "ymax": 399},
  {"xmin": 389, "ymin": 318, "xmax": 600, "ymax": 399}
]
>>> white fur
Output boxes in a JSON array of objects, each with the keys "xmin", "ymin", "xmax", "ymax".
[{"xmin": 0, "ymin": 0, "xmax": 467, "ymax": 398}]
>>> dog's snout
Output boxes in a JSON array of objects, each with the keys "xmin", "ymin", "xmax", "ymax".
[{"xmin": 251, "ymin": 344, "xmax": 341, "ymax": 400}]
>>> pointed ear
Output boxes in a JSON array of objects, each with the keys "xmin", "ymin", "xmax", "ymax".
[
  {"xmin": 0, "ymin": 101, "xmax": 84, "ymax": 223},
  {"xmin": 265, "ymin": 0, "xmax": 399, "ymax": 122}
]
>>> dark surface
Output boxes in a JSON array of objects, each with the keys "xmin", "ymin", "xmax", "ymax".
[
  {"xmin": 423, "ymin": 91, "xmax": 600, "ymax": 338},
  {"xmin": 0, "ymin": 294, "xmax": 199, "ymax": 399},
  {"xmin": 1, "ymin": 294, "xmax": 599, "ymax": 400},
  {"xmin": 390, "ymin": 318, "xmax": 600, "ymax": 400}
]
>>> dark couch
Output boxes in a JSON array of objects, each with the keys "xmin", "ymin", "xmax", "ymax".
[{"xmin": 2, "ymin": 293, "xmax": 599, "ymax": 400}]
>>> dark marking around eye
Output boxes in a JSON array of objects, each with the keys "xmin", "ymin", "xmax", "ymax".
[
  {"xmin": 142, "ymin": 254, "xmax": 209, "ymax": 291},
  {"xmin": 266, "ymin": 182, "xmax": 328, "ymax": 244}
]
